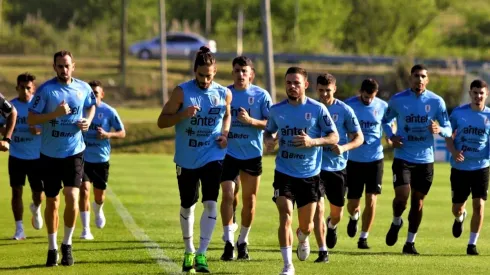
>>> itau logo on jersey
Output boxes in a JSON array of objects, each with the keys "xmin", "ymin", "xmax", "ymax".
[{"xmin": 248, "ymin": 96, "xmax": 254, "ymax": 105}]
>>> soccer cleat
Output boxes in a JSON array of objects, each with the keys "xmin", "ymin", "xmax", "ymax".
[
  {"xmin": 182, "ymin": 252, "xmax": 196, "ymax": 273},
  {"xmin": 347, "ymin": 218, "xmax": 358, "ymax": 238},
  {"xmin": 467, "ymin": 244, "xmax": 479, "ymax": 255},
  {"xmin": 80, "ymin": 229, "xmax": 94, "ymax": 240},
  {"xmin": 195, "ymin": 253, "xmax": 210, "ymax": 273},
  {"xmin": 402, "ymin": 242, "xmax": 419, "ymax": 255},
  {"xmin": 279, "ymin": 264, "xmax": 295, "ymax": 275},
  {"xmin": 12, "ymin": 228, "xmax": 26, "ymax": 240},
  {"xmin": 326, "ymin": 218, "xmax": 338, "ymax": 249},
  {"xmin": 93, "ymin": 202, "xmax": 106, "ymax": 229},
  {"xmin": 314, "ymin": 251, "xmax": 329, "ymax": 263},
  {"xmin": 220, "ymin": 241, "xmax": 235, "ymax": 261},
  {"xmin": 385, "ymin": 219, "xmax": 403, "ymax": 246},
  {"xmin": 45, "ymin": 249, "xmax": 59, "ymax": 267},
  {"xmin": 236, "ymin": 242, "xmax": 250, "ymax": 260},
  {"xmin": 452, "ymin": 211, "xmax": 467, "ymax": 238},
  {"xmin": 30, "ymin": 203, "xmax": 43, "ymax": 230},
  {"xmin": 358, "ymin": 238, "xmax": 370, "ymax": 249},
  {"xmin": 61, "ymin": 244, "xmax": 74, "ymax": 266},
  {"xmin": 296, "ymin": 228, "xmax": 310, "ymax": 261}
]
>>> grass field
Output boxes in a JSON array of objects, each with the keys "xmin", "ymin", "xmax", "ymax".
[{"xmin": 0, "ymin": 154, "xmax": 489, "ymax": 275}]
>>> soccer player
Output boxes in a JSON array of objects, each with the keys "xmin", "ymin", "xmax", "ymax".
[
  {"xmin": 28, "ymin": 50, "xmax": 96, "ymax": 266},
  {"xmin": 0, "ymin": 92, "xmax": 17, "ymax": 152},
  {"xmin": 344, "ymin": 78, "xmax": 393, "ymax": 249},
  {"xmin": 157, "ymin": 46, "xmax": 232, "ymax": 273},
  {"xmin": 264, "ymin": 67, "xmax": 339, "ymax": 275},
  {"xmin": 0, "ymin": 73, "xmax": 44, "ymax": 240},
  {"xmin": 445, "ymin": 79, "xmax": 490, "ymax": 255},
  {"xmin": 79, "ymin": 80, "xmax": 126, "ymax": 240},
  {"xmin": 313, "ymin": 73, "xmax": 364, "ymax": 261},
  {"xmin": 382, "ymin": 64, "xmax": 452, "ymax": 254},
  {"xmin": 219, "ymin": 56, "xmax": 272, "ymax": 261}
]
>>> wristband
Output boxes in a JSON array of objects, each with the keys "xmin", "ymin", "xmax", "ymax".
[{"xmin": 2, "ymin": 137, "xmax": 11, "ymax": 144}]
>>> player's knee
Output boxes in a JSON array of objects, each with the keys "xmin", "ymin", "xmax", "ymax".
[
  {"xmin": 203, "ymin": 200, "xmax": 217, "ymax": 215},
  {"xmin": 46, "ymin": 197, "xmax": 60, "ymax": 209},
  {"xmin": 180, "ymin": 204, "xmax": 196, "ymax": 217},
  {"xmin": 299, "ymin": 222, "xmax": 314, "ymax": 235},
  {"xmin": 221, "ymin": 185, "xmax": 235, "ymax": 204}
]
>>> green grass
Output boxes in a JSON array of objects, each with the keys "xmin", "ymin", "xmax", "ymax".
[{"xmin": 0, "ymin": 154, "xmax": 489, "ymax": 274}]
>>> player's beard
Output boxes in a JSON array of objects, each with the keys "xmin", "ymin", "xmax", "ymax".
[
  {"xmin": 57, "ymin": 73, "xmax": 70, "ymax": 84},
  {"xmin": 287, "ymin": 94, "xmax": 298, "ymax": 101}
]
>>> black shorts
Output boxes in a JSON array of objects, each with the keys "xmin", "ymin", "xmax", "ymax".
[
  {"xmin": 40, "ymin": 152, "xmax": 84, "ymax": 198},
  {"xmin": 220, "ymin": 154, "xmax": 262, "ymax": 182},
  {"xmin": 346, "ymin": 159, "xmax": 383, "ymax": 199},
  {"xmin": 272, "ymin": 170, "xmax": 322, "ymax": 208},
  {"xmin": 392, "ymin": 158, "xmax": 434, "ymax": 195},
  {"xmin": 83, "ymin": 161, "xmax": 110, "ymax": 190},
  {"xmin": 8, "ymin": 156, "xmax": 43, "ymax": 192},
  {"xmin": 450, "ymin": 167, "xmax": 489, "ymax": 204},
  {"xmin": 320, "ymin": 169, "xmax": 347, "ymax": 207},
  {"xmin": 177, "ymin": 160, "xmax": 223, "ymax": 208}
]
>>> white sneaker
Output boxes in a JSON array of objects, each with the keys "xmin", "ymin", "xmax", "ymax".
[
  {"xmin": 80, "ymin": 228, "xmax": 94, "ymax": 240},
  {"xmin": 93, "ymin": 202, "xmax": 106, "ymax": 229},
  {"xmin": 279, "ymin": 264, "xmax": 295, "ymax": 275},
  {"xmin": 12, "ymin": 228, "xmax": 26, "ymax": 240},
  {"xmin": 30, "ymin": 203, "xmax": 43, "ymax": 230},
  {"xmin": 296, "ymin": 228, "xmax": 310, "ymax": 261}
]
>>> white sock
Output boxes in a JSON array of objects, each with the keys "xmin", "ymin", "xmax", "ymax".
[
  {"xmin": 197, "ymin": 201, "xmax": 217, "ymax": 254},
  {"xmin": 237, "ymin": 226, "xmax": 251, "ymax": 245},
  {"xmin": 80, "ymin": 211, "xmax": 90, "ymax": 229},
  {"xmin": 297, "ymin": 229, "xmax": 308, "ymax": 242},
  {"xmin": 406, "ymin": 232, "xmax": 416, "ymax": 243},
  {"xmin": 93, "ymin": 202, "xmax": 103, "ymax": 213},
  {"xmin": 360, "ymin": 231, "xmax": 369, "ymax": 239},
  {"xmin": 350, "ymin": 211, "xmax": 360, "ymax": 220},
  {"xmin": 223, "ymin": 225, "xmax": 235, "ymax": 244},
  {"xmin": 393, "ymin": 216, "xmax": 402, "ymax": 226},
  {"xmin": 469, "ymin": 232, "xmax": 479, "ymax": 245},
  {"xmin": 455, "ymin": 209, "xmax": 466, "ymax": 222},
  {"xmin": 63, "ymin": 226, "xmax": 75, "ymax": 245},
  {"xmin": 15, "ymin": 220, "xmax": 23, "ymax": 230},
  {"xmin": 180, "ymin": 205, "xmax": 196, "ymax": 253},
  {"xmin": 319, "ymin": 246, "xmax": 328, "ymax": 252},
  {"xmin": 327, "ymin": 219, "xmax": 337, "ymax": 229},
  {"xmin": 280, "ymin": 246, "xmax": 293, "ymax": 265},
  {"xmin": 48, "ymin": 232, "xmax": 58, "ymax": 250}
]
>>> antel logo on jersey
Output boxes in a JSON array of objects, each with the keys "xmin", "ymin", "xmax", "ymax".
[
  {"xmin": 280, "ymin": 126, "xmax": 307, "ymax": 136},
  {"xmin": 425, "ymin": 104, "xmax": 431, "ymax": 113},
  {"xmin": 462, "ymin": 125, "xmax": 486, "ymax": 136},
  {"xmin": 305, "ymin": 112, "xmax": 312, "ymax": 121},
  {"xmin": 405, "ymin": 114, "xmax": 428, "ymax": 123},
  {"xmin": 190, "ymin": 115, "xmax": 217, "ymax": 126},
  {"xmin": 248, "ymin": 97, "xmax": 254, "ymax": 105}
]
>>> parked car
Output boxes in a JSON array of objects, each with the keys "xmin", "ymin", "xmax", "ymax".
[{"xmin": 129, "ymin": 32, "xmax": 217, "ymax": 60}]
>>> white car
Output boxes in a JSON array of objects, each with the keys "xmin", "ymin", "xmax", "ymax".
[{"xmin": 129, "ymin": 32, "xmax": 217, "ymax": 60}]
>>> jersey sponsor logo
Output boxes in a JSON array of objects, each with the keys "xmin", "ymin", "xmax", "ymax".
[
  {"xmin": 185, "ymin": 127, "xmax": 196, "ymax": 136},
  {"xmin": 305, "ymin": 112, "xmax": 312, "ymax": 121},
  {"xmin": 16, "ymin": 116, "xmax": 27, "ymax": 125},
  {"xmin": 462, "ymin": 126, "xmax": 486, "ymax": 136},
  {"xmin": 188, "ymin": 138, "xmax": 211, "ymax": 148},
  {"xmin": 227, "ymin": 131, "xmax": 249, "ymax": 139},
  {"xmin": 405, "ymin": 114, "xmax": 428, "ymax": 123},
  {"xmin": 461, "ymin": 145, "xmax": 479, "ymax": 152},
  {"xmin": 190, "ymin": 115, "xmax": 217, "ymax": 126},
  {"xmin": 70, "ymin": 105, "xmax": 81, "ymax": 115},
  {"xmin": 331, "ymin": 113, "xmax": 338, "ymax": 122},
  {"xmin": 89, "ymin": 123, "xmax": 102, "ymax": 131},
  {"xmin": 280, "ymin": 150, "xmax": 306, "ymax": 159},
  {"xmin": 359, "ymin": 120, "xmax": 377, "ymax": 129},
  {"xmin": 280, "ymin": 126, "xmax": 307, "ymax": 136},
  {"xmin": 208, "ymin": 107, "xmax": 221, "ymax": 115},
  {"xmin": 231, "ymin": 106, "xmax": 250, "ymax": 117},
  {"xmin": 52, "ymin": 130, "xmax": 75, "ymax": 138},
  {"xmin": 425, "ymin": 104, "xmax": 431, "ymax": 113},
  {"xmin": 248, "ymin": 96, "xmax": 254, "ymax": 105},
  {"xmin": 407, "ymin": 135, "xmax": 427, "ymax": 141},
  {"xmin": 13, "ymin": 136, "xmax": 34, "ymax": 143}
]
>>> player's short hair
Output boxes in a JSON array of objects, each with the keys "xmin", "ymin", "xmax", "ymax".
[
  {"xmin": 410, "ymin": 64, "xmax": 428, "ymax": 74},
  {"xmin": 88, "ymin": 80, "xmax": 103, "ymax": 89},
  {"xmin": 17, "ymin": 72, "xmax": 36, "ymax": 86},
  {"xmin": 316, "ymin": 73, "xmax": 336, "ymax": 86},
  {"xmin": 232, "ymin": 56, "xmax": 254, "ymax": 69},
  {"xmin": 285, "ymin": 67, "xmax": 307, "ymax": 80},
  {"xmin": 193, "ymin": 46, "xmax": 216, "ymax": 72},
  {"xmin": 360, "ymin": 78, "xmax": 379, "ymax": 94},
  {"xmin": 470, "ymin": 79, "xmax": 488, "ymax": 90},
  {"xmin": 53, "ymin": 50, "xmax": 74, "ymax": 64}
]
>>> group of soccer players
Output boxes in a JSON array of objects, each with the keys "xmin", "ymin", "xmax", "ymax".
[
  {"xmin": 1, "ymin": 47, "xmax": 488, "ymax": 274},
  {"xmin": 158, "ymin": 46, "xmax": 489, "ymax": 275},
  {"xmin": 0, "ymin": 50, "xmax": 126, "ymax": 267}
]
